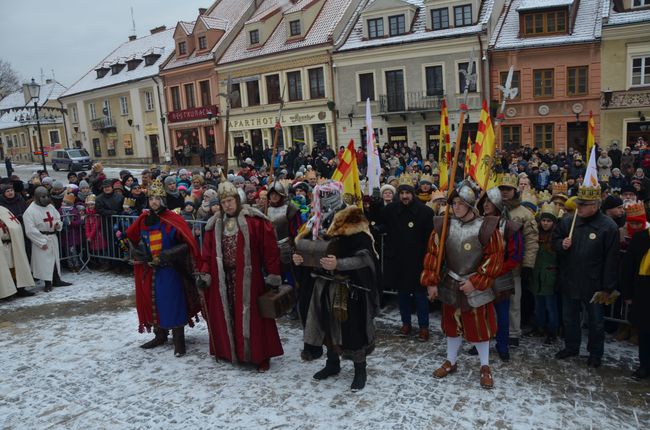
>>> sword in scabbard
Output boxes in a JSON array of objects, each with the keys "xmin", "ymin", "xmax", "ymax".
[{"xmin": 310, "ymin": 272, "xmax": 371, "ymax": 292}]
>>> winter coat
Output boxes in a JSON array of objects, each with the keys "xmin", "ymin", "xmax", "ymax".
[
  {"xmin": 59, "ymin": 205, "xmax": 82, "ymax": 248},
  {"xmin": 381, "ymin": 199, "xmax": 434, "ymax": 293},
  {"xmin": 552, "ymin": 211, "xmax": 619, "ymax": 301},
  {"xmin": 530, "ymin": 236, "xmax": 558, "ymax": 296},
  {"xmin": 622, "ymin": 228, "xmax": 650, "ymax": 330},
  {"xmin": 95, "ymin": 191, "xmax": 124, "ymax": 217},
  {"xmin": 0, "ymin": 194, "xmax": 28, "ymax": 223},
  {"xmin": 504, "ymin": 198, "xmax": 539, "ymax": 269},
  {"xmin": 84, "ymin": 207, "xmax": 106, "ymax": 251},
  {"xmin": 621, "ymin": 153, "xmax": 635, "ymax": 171},
  {"xmin": 597, "ymin": 155, "xmax": 612, "ymax": 179}
]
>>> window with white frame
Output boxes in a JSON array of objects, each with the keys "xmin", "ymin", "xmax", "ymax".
[
  {"xmin": 631, "ymin": 55, "xmax": 650, "ymax": 87},
  {"xmin": 20, "ymin": 133, "xmax": 26, "ymax": 147},
  {"xmin": 368, "ymin": 18, "xmax": 384, "ymax": 39},
  {"xmin": 388, "ymin": 15, "xmax": 406, "ymax": 36},
  {"xmin": 359, "ymin": 73, "xmax": 375, "ymax": 101},
  {"xmin": 633, "ymin": 0, "xmax": 650, "ymax": 7},
  {"xmin": 457, "ymin": 62, "xmax": 477, "ymax": 93},
  {"xmin": 89, "ymin": 103, "xmax": 97, "ymax": 120},
  {"xmin": 425, "ymin": 65, "xmax": 444, "ymax": 96},
  {"xmin": 454, "ymin": 4, "xmax": 472, "ymax": 27},
  {"xmin": 144, "ymin": 91, "xmax": 155, "ymax": 111},
  {"xmin": 71, "ymin": 105, "xmax": 78, "ymax": 123},
  {"xmin": 102, "ymin": 99, "xmax": 112, "ymax": 118},
  {"xmin": 49, "ymin": 129, "xmax": 60, "ymax": 145},
  {"xmin": 249, "ymin": 29, "xmax": 260, "ymax": 45},
  {"xmin": 289, "ymin": 20, "xmax": 301, "ymax": 36},
  {"xmin": 119, "ymin": 96, "xmax": 129, "ymax": 115},
  {"xmin": 198, "ymin": 36, "xmax": 207, "ymax": 50}
]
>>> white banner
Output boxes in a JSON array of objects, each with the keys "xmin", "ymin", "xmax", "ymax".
[{"xmin": 365, "ymin": 98, "xmax": 380, "ymax": 194}]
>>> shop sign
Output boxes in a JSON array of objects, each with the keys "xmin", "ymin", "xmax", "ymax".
[
  {"xmin": 168, "ymin": 105, "xmax": 219, "ymax": 123},
  {"xmin": 229, "ymin": 110, "xmax": 331, "ymax": 131}
]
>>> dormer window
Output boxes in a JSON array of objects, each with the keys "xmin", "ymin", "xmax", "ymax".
[
  {"xmin": 368, "ymin": 18, "xmax": 384, "ymax": 39},
  {"xmin": 96, "ymin": 66, "xmax": 109, "ymax": 79},
  {"xmin": 126, "ymin": 58, "xmax": 142, "ymax": 71},
  {"xmin": 522, "ymin": 9, "xmax": 567, "ymax": 36},
  {"xmin": 250, "ymin": 29, "xmax": 260, "ymax": 45},
  {"xmin": 178, "ymin": 41, "xmax": 187, "ymax": 55},
  {"xmin": 431, "ymin": 8, "xmax": 449, "ymax": 30},
  {"xmin": 144, "ymin": 53, "xmax": 161, "ymax": 66},
  {"xmin": 289, "ymin": 20, "xmax": 301, "ymax": 37},
  {"xmin": 454, "ymin": 4, "xmax": 472, "ymax": 27},
  {"xmin": 111, "ymin": 63, "xmax": 125, "ymax": 75},
  {"xmin": 198, "ymin": 36, "xmax": 207, "ymax": 50},
  {"xmin": 389, "ymin": 15, "xmax": 406, "ymax": 36}
]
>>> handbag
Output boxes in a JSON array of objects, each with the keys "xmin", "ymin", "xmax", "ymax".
[{"xmin": 257, "ymin": 284, "xmax": 295, "ymax": 319}]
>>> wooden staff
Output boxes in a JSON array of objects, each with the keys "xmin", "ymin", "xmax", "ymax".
[
  {"xmin": 268, "ymin": 122, "xmax": 282, "ymax": 182},
  {"xmin": 434, "ymin": 107, "xmax": 467, "ymax": 277},
  {"xmin": 568, "ymin": 210, "xmax": 578, "ymax": 239}
]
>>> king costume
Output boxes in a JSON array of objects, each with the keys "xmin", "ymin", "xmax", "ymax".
[{"xmin": 126, "ymin": 179, "xmax": 202, "ymax": 357}]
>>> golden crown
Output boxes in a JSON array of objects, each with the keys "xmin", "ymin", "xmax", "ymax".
[
  {"xmin": 498, "ymin": 173, "xmax": 518, "ymax": 189},
  {"xmin": 537, "ymin": 190, "xmax": 552, "ymax": 203},
  {"xmin": 431, "ymin": 190, "xmax": 447, "ymax": 201},
  {"xmin": 625, "ymin": 201, "xmax": 645, "ymax": 218},
  {"xmin": 398, "ymin": 174, "xmax": 414, "ymax": 187},
  {"xmin": 521, "ymin": 191, "xmax": 538, "ymax": 206},
  {"xmin": 577, "ymin": 184, "xmax": 602, "ymax": 202},
  {"xmin": 123, "ymin": 197, "xmax": 136, "ymax": 208},
  {"xmin": 148, "ymin": 178, "xmax": 166, "ymax": 198},
  {"xmin": 419, "ymin": 174, "xmax": 434, "ymax": 184},
  {"xmin": 551, "ymin": 182, "xmax": 568, "ymax": 195},
  {"xmin": 540, "ymin": 202, "xmax": 559, "ymax": 218}
]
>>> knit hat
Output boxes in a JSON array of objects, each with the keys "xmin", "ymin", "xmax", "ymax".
[
  {"xmin": 85, "ymin": 194, "xmax": 96, "ymax": 205},
  {"xmin": 79, "ymin": 180, "xmax": 89, "ymax": 189},
  {"xmin": 602, "ymin": 195, "xmax": 624, "ymax": 211},
  {"xmin": 42, "ymin": 177, "xmax": 54, "ymax": 186},
  {"xmin": 52, "ymin": 180, "xmax": 65, "ymax": 191},
  {"xmin": 209, "ymin": 197, "xmax": 220, "ymax": 207},
  {"xmin": 380, "ymin": 184, "xmax": 396, "ymax": 196},
  {"xmin": 179, "ymin": 168, "xmax": 189, "ymax": 176},
  {"xmin": 244, "ymin": 184, "xmax": 256, "ymax": 194},
  {"xmin": 164, "ymin": 176, "xmax": 176, "ymax": 186},
  {"xmin": 0, "ymin": 183, "xmax": 13, "ymax": 194},
  {"xmin": 101, "ymin": 179, "xmax": 113, "ymax": 187}
]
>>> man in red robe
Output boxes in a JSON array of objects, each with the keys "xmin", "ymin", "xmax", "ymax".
[{"xmin": 196, "ymin": 181, "xmax": 283, "ymax": 372}]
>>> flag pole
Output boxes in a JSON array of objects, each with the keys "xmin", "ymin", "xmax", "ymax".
[{"xmin": 268, "ymin": 83, "xmax": 286, "ymax": 183}]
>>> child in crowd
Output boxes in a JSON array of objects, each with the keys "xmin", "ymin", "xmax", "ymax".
[{"xmin": 60, "ymin": 193, "xmax": 82, "ymax": 272}]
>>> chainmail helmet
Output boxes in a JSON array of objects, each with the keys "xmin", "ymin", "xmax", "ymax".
[
  {"xmin": 478, "ymin": 186, "xmax": 504, "ymax": 215},
  {"xmin": 448, "ymin": 179, "xmax": 480, "ymax": 215},
  {"xmin": 318, "ymin": 180, "xmax": 343, "ymax": 212},
  {"xmin": 33, "ymin": 186, "xmax": 51, "ymax": 207}
]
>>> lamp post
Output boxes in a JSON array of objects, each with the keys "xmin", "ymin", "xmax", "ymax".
[{"xmin": 25, "ymin": 78, "xmax": 47, "ymax": 173}]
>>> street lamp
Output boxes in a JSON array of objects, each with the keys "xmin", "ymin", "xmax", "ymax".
[{"xmin": 25, "ymin": 78, "xmax": 47, "ymax": 173}]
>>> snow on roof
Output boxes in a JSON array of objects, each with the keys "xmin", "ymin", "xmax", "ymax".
[
  {"xmin": 517, "ymin": 0, "xmax": 574, "ymax": 12},
  {"xmin": 61, "ymin": 29, "xmax": 175, "ymax": 99},
  {"xmin": 163, "ymin": 0, "xmax": 256, "ymax": 71},
  {"xmin": 179, "ymin": 21, "xmax": 196, "ymax": 35},
  {"xmin": 490, "ymin": 0, "xmax": 602, "ymax": 51},
  {"xmin": 603, "ymin": 0, "xmax": 650, "ymax": 27},
  {"xmin": 245, "ymin": 0, "xmax": 283, "ymax": 25},
  {"xmin": 219, "ymin": 0, "xmax": 355, "ymax": 65},
  {"xmin": 0, "ymin": 81, "xmax": 67, "ymax": 111},
  {"xmin": 337, "ymin": 0, "xmax": 494, "ymax": 53}
]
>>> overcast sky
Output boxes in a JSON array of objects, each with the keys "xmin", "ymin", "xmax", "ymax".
[{"xmin": 0, "ymin": 0, "xmax": 208, "ymax": 87}]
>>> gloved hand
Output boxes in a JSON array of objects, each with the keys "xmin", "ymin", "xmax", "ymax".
[
  {"xmin": 194, "ymin": 272, "xmax": 211, "ymax": 290},
  {"xmin": 521, "ymin": 267, "xmax": 533, "ymax": 282},
  {"xmin": 130, "ymin": 242, "xmax": 151, "ymax": 263}
]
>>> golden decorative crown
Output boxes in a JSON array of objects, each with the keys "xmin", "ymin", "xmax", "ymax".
[
  {"xmin": 498, "ymin": 173, "xmax": 518, "ymax": 189},
  {"xmin": 431, "ymin": 190, "xmax": 447, "ymax": 201},
  {"xmin": 148, "ymin": 178, "xmax": 166, "ymax": 198},
  {"xmin": 398, "ymin": 174, "xmax": 414, "ymax": 187},
  {"xmin": 625, "ymin": 201, "xmax": 645, "ymax": 218},
  {"xmin": 577, "ymin": 184, "xmax": 601, "ymax": 202},
  {"xmin": 540, "ymin": 202, "xmax": 558, "ymax": 219},
  {"xmin": 537, "ymin": 190, "xmax": 552, "ymax": 203},
  {"xmin": 419, "ymin": 174, "xmax": 434, "ymax": 185},
  {"xmin": 123, "ymin": 197, "xmax": 136, "ymax": 208},
  {"xmin": 551, "ymin": 182, "xmax": 568, "ymax": 196},
  {"xmin": 521, "ymin": 191, "xmax": 538, "ymax": 206}
]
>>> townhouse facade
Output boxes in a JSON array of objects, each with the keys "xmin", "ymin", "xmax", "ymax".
[
  {"xmin": 600, "ymin": 0, "xmax": 650, "ymax": 149},
  {"xmin": 59, "ymin": 27, "xmax": 174, "ymax": 164},
  {"xmin": 0, "ymin": 79, "xmax": 68, "ymax": 163},
  {"xmin": 215, "ymin": 0, "xmax": 364, "ymax": 162},
  {"xmin": 160, "ymin": 1, "xmax": 259, "ymax": 166},
  {"xmin": 334, "ymin": 0, "xmax": 504, "ymax": 156},
  {"xmin": 488, "ymin": 0, "xmax": 603, "ymax": 154}
]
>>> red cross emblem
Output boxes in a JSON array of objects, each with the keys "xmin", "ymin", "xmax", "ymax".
[
  {"xmin": 43, "ymin": 211, "xmax": 55, "ymax": 229},
  {"xmin": 0, "ymin": 221, "xmax": 7, "ymax": 235},
  {"xmin": 8, "ymin": 214, "xmax": 18, "ymax": 224}
]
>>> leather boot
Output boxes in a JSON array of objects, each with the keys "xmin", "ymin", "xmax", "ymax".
[
  {"xmin": 313, "ymin": 351, "xmax": 340, "ymax": 380},
  {"xmin": 15, "ymin": 287, "xmax": 35, "ymax": 297},
  {"xmin": 140, "ymin": 328, "xmax": 168, "ymax": 349},
  {"xmin": 172, "ymin": 327, "xmax": 186, "ymax": 357},
  {"xmin": 44, "ymin": 281, "xmax": 53, "ymax": 292},
  {"xmin": 351, "ymin": 361, "xmax": 367, "ymax": 391},
  {"xmin": 53, "ymin": 268, "xmax": 72, "ymax": 287}
]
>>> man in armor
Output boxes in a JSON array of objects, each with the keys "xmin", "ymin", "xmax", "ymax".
[
  {"xmin": 421, "ymin": 181, "xmax": 504, "ymax": 389},
  {"xmin": 266, "ymin": 181, "xmax": 303, "ymax": 285}
]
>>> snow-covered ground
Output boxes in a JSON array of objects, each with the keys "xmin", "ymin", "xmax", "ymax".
[{"xmin": 1, "ymin": 271, "xmax": 649, "ymax": 429}]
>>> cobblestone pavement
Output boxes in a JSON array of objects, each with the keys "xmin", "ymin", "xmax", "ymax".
[{"xmin": 0, "ymin": 272, "xmax": 648, "ymax": 429}]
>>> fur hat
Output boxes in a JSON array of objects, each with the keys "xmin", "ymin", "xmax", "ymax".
[
  {"xmin": 92, "ymin": 162, "xmax": 103, "ymax": 173},
  {"xmin": 218, "ymin": 181, "xmax": 240, "ymax": 200},
  {"xmin": 85, "ymin": 194, "xmax": 96, "ymax": 205},
  {"xmin": 380, "ymin": 184, "xmax": 396, "ymax": 196}
]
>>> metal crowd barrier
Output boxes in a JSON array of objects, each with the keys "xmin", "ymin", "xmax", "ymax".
[
  {"xmin": 56, "ymin": 213, "xmax": 207, "ymax": 272},
  {"xmin": 604, "ymin": 301, "xmax": 631, "ymax": 324}
]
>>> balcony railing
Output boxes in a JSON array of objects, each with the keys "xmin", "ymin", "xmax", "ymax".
[
  {"xmin": 90, "ymin": 117, "xmax": 115, "ymax": 131},
  {"xmin": 378, "ymin": 92, "xmax": 443, "ymax": 114},
  {"xmin": 602, "ymin": 89, "xmax": 650, "ymax": 109}
]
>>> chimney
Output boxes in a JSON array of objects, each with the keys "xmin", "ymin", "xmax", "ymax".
[
  {"xmin": 129, "ymin": 35, "xmax": 137, "ymax": 41},
  {"xmin": 150, "ymin": 25, "xmax": 167, "ymax": 34},
  {"xmin": 199, "ymin": 7, "xmax": 207, "ymax": 15}
]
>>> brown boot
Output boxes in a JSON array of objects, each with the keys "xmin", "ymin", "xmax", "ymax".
[
  {"xmin": 398, "ymin": 324, "xmax": 411, "ymax": 337},
  {"xmin": 417, "ymin": 328, "xmax": 430, "ymax": 342},
  {"xmin": 433, "ymin": 360, "xmax": 457, "ymax": 379},
  {"xmin": 480, "ymin": 365, "xmax": 494, "ymax": 389}
]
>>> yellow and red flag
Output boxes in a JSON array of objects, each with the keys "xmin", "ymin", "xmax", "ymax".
[
  {"xmin": 438, "ymin": 98, "xmax": 451, "ymax": 190},
  {"xmin": 469, "ymin": 100, "xmax": 496, "ymax": 190},
  {"xmin": 586, "ymin": 111, "xmax": 596, "ymax": 161},
  {"xmin": 464, "ymin": 133, "xmax": 473, "ymax": 177},
  {"xmin": 331, "ymin": 139, "xmax": 363, "ymax": 208}
]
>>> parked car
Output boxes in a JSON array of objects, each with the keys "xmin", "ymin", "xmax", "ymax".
[{"xmin": 52, "ymin": 148, "xmax": 92, "ymax": 172}]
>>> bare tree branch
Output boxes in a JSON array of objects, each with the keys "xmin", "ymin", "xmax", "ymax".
[{"xmin": 0, "ymin": 59, "xmax": 21, "ymax": 99}]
